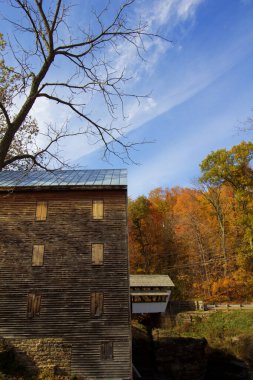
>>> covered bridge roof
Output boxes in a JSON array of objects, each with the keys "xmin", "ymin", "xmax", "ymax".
[
  {"xmin": 0, "ymin": 169, "xmax": 127, "ymax": 190},
  {"xmin": 130, "ymin": 275, "xmax": 174, "ymax": 288}
]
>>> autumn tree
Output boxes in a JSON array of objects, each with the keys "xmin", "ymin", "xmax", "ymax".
[
  {"xmin": 199, "ymin": 141, "xmax": 253, "ymax": 190},
  {"xmin": 197, "ymin": 184, "xmax": 232, "ymax": 276},
  {"xmin": 199, "ymin": 141, "xmax": 253, "ymax": 269},
  {"xmin": 0, "ymin": 0, "xmax": 164, "ymax": 170},
  {"xmin": 148, "ymin": 188, "xmax": 177, "ymax": 272},
  {"xmin": 128, "ymin": 142, "xmax": 253, "ymax": 302},
  {"xmin": 129, "ymin": 196, "xmax": 152, "ymax": 273},
  {"xmin": 128, "ymin": 184, "xmax": 253, "ymax": 302},
  {"xmin": 128, "ymin": 190, "xmax": 175, "ymax": 274},
  {"xmin": 173, "ymin": 188, "xmax": 215, "ymax": 297}
]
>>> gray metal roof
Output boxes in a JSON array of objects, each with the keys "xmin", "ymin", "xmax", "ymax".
[
  {"xmin": 130, "ymin": 275, "xmax": 174, "ymax": 288},
  {"xmin": 0, "ymin": 169, "xmax": 127, "ymax": 189}
]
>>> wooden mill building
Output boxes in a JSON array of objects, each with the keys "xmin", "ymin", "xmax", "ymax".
[{"xmin": 0, "ymin": 169, "xmax": 131, "ymax": 380}]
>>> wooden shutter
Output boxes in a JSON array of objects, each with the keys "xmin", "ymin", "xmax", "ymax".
[
  {"xmin": 27, "ymin": 293, "xmax": 35, "ymax": 317},
  {"xmin": 27, "ymin": 293, "xmax": 41, "ymax": 318},
  {"xmin": 92, "ymin": 244, "xmax": 104, "ymax": 265},
  {"xmin": 32, "ymin": 245, "xmax": 44, "ymax": 266},
  {"xmin": 33, "ymin": 295, "xmax": 41, "ymax": 316},
  {"xmin": 91, "ymin": 292, "xmax": 103, "ymax": 317},
  {"xmin": 92, "ymin": 200, "xmax": 104, "ymax": 220},
  {"xmin": 101, "ymin": 342, "xmax": 113, "ymax": 360},
  {"xmin": 36, "ymin": 202, "xmax": 48, "ymax": 221}
]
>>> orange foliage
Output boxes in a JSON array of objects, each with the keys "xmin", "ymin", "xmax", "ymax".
[{"xmin": 128, "ymin": 184, "xmax": 253, "ymax": 302}]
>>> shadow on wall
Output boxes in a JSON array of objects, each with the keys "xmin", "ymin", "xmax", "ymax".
[
  {"xmin": 132, "ymin": 326, "xmax": 252, "ymax": 380},
  {"xmin": 0, "ymin": 337, "xmax": 38, "ymax": 379},
  {"xmin": 155, "ymin": 337, "xmax": 251, "ymax": 380},
  {"xmin": 0, "ymin": 337, "xmax": 73, "ymax": 380}
]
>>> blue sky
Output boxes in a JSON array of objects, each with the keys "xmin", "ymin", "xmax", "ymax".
[
  {"xmin": 2, "ymin": 0, "xmax": 253, "ymax": 197},
  {"xmin": 75, "ymin": 0, "xmax": 253, "ymax": 197}
]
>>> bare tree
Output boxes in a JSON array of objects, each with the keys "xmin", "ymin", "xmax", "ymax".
[{"xmin": 0, "ymin": 0, "xmax": 165, "ymax": 170}]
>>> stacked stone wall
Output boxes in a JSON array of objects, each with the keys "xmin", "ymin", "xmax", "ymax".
[{"xmin": 0, "ymin": 337, "xmax": 71, "ymax": 376}]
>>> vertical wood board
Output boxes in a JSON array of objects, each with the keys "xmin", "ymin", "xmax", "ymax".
[
  {"xmin": 92, "ymin": 244, "xmax": 104, "ymax": 265},
  {"xmin": 36, "ymin": 202, "xmax": 48, "ymax": 221},
  {"xmin": 92, "ymin": 200, "xmax": 104, "ymax": 219},
  {"xmin": 32, "ymin": 245, "xmax": 44, "ymax": 266}
]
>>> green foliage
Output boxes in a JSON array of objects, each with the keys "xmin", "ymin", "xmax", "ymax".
[
  {"xmin": 199, "ymin": 142, "xmax": 253, "ymax": 235},
  {"xmin": 158, "ymin": 311, "xmax": 253, "ymax": 362},
  {"xmin": 199, "ymin": 141, "xmax": 253, "ymax": 190},
  {"xmin": 191, "ymin": 311, "xmax": 253, "ymax": 337},
  {"xmin": 129, "ymin": 196, "xmax": 151, "ymax": 225},
  {"xmin": 199, "ymin": 141, "xmax": 253, "ymax": 280},
  {"xmin": 128, "ymin": 141, "xmax": 253, "ymax": 300}
]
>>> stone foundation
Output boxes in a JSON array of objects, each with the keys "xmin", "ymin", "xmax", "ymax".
[{"xmin": 1, "ymin": 337, "xmax": 71, "ymax": 376}]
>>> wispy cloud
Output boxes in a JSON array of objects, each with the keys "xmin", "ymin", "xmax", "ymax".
[
  {"xmin": 90, "ymin": 0, "xmax": 207, "ymax": 133},
  {"xmin": 113, "ymin": 0, "xmax": 205, "ymax": 77},
  {"xmin": 75, "ymin": 0, "xmax": 253, "ymax": 197},
  {"xmin": 177, "ymin": 0, "xmax": 204, "ymax": 20},
  {"xmin": 115, "ymin": 3, "xmax": 253, "ymax": 137},
  {"xmin": 29, "ymin": 0, "xmax": 205, "ymax": 161},
  {"xmin": 141, "ymin": 0, "xmax": 204, "ymax": 26}
]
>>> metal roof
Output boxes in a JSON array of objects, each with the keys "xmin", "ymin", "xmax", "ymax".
[
  {"xmin": 0, "ymin": 169, "xmax": 127, "ymax": 190},
  {"xmin": 130, "ymin": 275, "xmax": 174, "ymax": 288}
]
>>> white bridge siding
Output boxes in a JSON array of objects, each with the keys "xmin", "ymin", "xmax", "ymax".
[{"xmin": 132, "ymin": 301, "xmax": 168, "ymax": 314}]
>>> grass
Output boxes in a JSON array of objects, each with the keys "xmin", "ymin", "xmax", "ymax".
[
  {"xmin": 176, "ymin": 311, "xmax": 253, "ymax": 338},
  {"xmin": 154, "ymin": 310, "xmax": 253, "ymax": 364}
]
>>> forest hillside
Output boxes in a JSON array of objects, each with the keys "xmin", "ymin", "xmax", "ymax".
[{"xmin": 128, "ymin": 141, "xmax": 253, "ymax": 302}]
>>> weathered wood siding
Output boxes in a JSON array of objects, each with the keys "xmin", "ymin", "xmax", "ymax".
[{"xmin": 0, "ymin": 189, "xmax": 131, "ymax": 379}]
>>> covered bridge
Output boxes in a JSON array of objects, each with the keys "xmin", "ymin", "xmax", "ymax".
[{"xmin": 130, "ymin": 274, "xmax": 174, "ymax": 314}]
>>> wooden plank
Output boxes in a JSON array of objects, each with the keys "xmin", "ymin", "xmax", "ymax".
[
  {"xmin": 32, "ymin": 245, "xmax": 44, "ymax": 266},
  {"xmin": 27, "ymin": 294, "xmax": 41, "ymax": 317},
  {"xmin": 27, "ymin": 294, "xmax": 35, "ymax": 318},
  {"xmin": 34, "ymin": 295, "xmax": 41, "ymax": 316},
  {"xmin": 92, "ymin": 200, "xmax": 103, "ymax": 219},
  {"xmin": 92, "ymin": 244, "xmax": 104, "ymax": 265},
  {"xmin": 40, "ymin": 202, "xmax": 48, "ymax": 220},
  {"xmin": 36, "ymin": 202, "xmax": 48, "ymax": 221},
  {"xmin": 91, "ymin": 292, "xmax": 103, "ymax": 317},
  {"xmin": 101, "ymin": 341, "xmax": 113, "ymax": 360}
]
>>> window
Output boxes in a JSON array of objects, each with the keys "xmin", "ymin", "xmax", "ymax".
[
  {"xmin": 101, "ymin": 342, "xmax": 113, "ymax": 360},
  {"xmin": 91, "ymin": 292, "xmax": 103, "ymax": 317},
  {"xmin": 36, "ymin": 202, "xmax": 48, "ymax": 221},
  {"xmin": 27, "ymin": 293, "xmax": 41, "ymax": 318},
  {"xmin": 32, "ymin": 245, "xmax": 44, "ymax": 266},
  {"xmin": 92, "ymin": 244, "xmax": 104, "ymax": 265},
  {"xmin": 92, "ymin": 200, "xmax": 104, "ymax": 220}
]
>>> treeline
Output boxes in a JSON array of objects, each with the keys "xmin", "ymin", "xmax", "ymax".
[{"xmin": 128, "ymin": 141, "xmax": 253, "ymax": 302}]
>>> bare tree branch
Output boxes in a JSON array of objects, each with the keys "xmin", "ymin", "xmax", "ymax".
[{"xmin": 0, "ymin": 0, "xmax": 169, "ymax": 171}]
